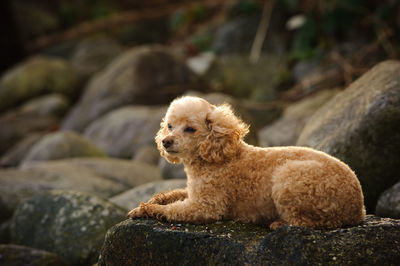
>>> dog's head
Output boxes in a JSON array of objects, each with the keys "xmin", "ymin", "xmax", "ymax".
[{"xmin": 155, "ymin": 96, "xmax": 249, "ymax": 164}]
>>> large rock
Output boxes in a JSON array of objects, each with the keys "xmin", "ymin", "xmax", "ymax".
[
  {"xmin": 0, "ymin": 158, "xmax": 161, "ymax": 220},
  {"xmin": 133, "ymin": 144, "xmax": 160, "ymax": 165},
  {"xmin": 297, "ymin": 60, "xmax": 400, "ymax": 211},
  {"xmin": 212, "ymin": 14, "xmax": 285, "ymax": 56},
  {"xmin": 0, "ymin": 244, "xmax": 65, "ymax": 266},
  {"xmin": 259, "ymin": 89, "xmax": 339, "ymax": 146},
  {"xmin": 205, "ymin": 55, "xmax": 286, "ymax": 102},
  {"xmin": 99, "ymin": 215, "xmax": 400, "ymax": 265},
  {"xmin": 0, "ymin": 110, "xmax": 58, "ymax": 155},
  {"xmin": 375, "ymin": 181, "xmax": 400, "ymax": 219},
  {"xmin": 0, "ymin": 133, "xmax": 43, "ymax": 167},
  {"xmin": 84, "ymin": 105, "xmax": 166, "ymax": 158},
  {"xmin": 110, "ymin": 179, "xmax": 186, "ymax": 211},
  {"xmin": 22, "ymin": 131, "xmax": 106, "ymax": 165},
  {"xmin": 10, "ymin": 190, "xmax": 125, "ymax": 266},
  {"xmin": 18, "ymin": 93, "xmax": 70, "ymax": 118},
  {"xmin": 62, "ymin": 45, "xmax": 202, "ymax": 132},
  {"xmin": 70, "ymin": 37, "xmax": 124, "ymax": 78},
  {"xmin": 0, "ymin": 56, "xmax": 80, "ymax": 111}
]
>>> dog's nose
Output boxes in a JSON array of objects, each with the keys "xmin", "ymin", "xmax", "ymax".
[{"xmin": 162, "ymin": 138, "xmax": 174, "ymax": 149}]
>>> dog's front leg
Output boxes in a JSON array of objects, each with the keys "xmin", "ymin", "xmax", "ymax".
[
  {"xmin": 147, "ymin": 188, "xmax": 188, "ymax": 205},
  {"xmin": 128, "ymin": 199, "xmax": 225, "ymax": 223}
]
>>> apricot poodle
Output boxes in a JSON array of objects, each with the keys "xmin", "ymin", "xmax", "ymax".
[{"xmin": 128, "ymin": 96, "xmax": 366, "ymax": 229}]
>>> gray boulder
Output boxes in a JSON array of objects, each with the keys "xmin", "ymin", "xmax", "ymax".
[
  {"xmin": 205, "ymin": 55, "xmax": 286, "ymax": 102},
  {"xmin": 376, "ymin": 181, "xmax": 400, "ymax": 219},
  {"xmin": 0, "ymin": 56, "xmax": 80, "ymax": 111},
  {"xmin": 19, "ymin": 93, "xmax": 70, "ymax": 118},
  {"xmin": 297, "ymin": 60, "xmax": 400, "ymax": 211},
  {"xmin": 22, "ymin": 131, "xmax": 106, "ymax": 165},
  {"xmin": 84, "ymin": 105, "xmax": 166, "ymax": 158},
  {"xmin": 99, "ymin": 215, "xmax": 400, "ymax": 265},
  {"xmin": 259, "ymin": 89, "xmax": 339, "ymax": 146},
  {"xmin": 62, "ymin": 45, "xmax": 201, "ymax": 132},
  {"xmin": 110, "ymin": 179, "xmax": 186, "ymax": 211},
  {"xmin": 213, "ymin": 17, "xmax": 259, "ymax": 55},
  {"xmin": 0, "ymin": 158, "xmax": 161, "ymax": 220},
  {"xmin": 0, "ymin": 110, "xmax": 58, "ymax": 155},
  {"xmin": 0, "ymin": 133, "xmax": 43, "ymax": 167},
  {"xmin": 0, "ymin": 244, "xmax": 65, "ymax": 266},
  {"xmin": 10, "ymin": 190, "xmax": 125, "ymax": 266}
]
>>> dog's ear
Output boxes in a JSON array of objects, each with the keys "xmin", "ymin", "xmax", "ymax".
[
  {"xmin": 155, "ymin": 119, "xmax": 182, "ymax": 164},
  {"xmin": 198, "ymin": 104, "xmax": 249, "ymax": 163}
]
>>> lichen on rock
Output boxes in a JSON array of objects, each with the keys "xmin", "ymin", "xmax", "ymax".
[{"xmin": 99, "ymin": 215, "xmax": 400, "ymax": 265}]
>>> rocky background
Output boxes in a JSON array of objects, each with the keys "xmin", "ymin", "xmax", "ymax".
[{"xmin": 0, "ymin": 0, "xmax": 400, "ymax": 265}]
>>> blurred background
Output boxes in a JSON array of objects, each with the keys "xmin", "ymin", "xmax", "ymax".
[{"xmin": 1, "ymin": 1, "xmax": 400, "ymax": 264}]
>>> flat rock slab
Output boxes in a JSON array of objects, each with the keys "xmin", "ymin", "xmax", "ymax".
[{"xmin": 99, "ymin": 215, "xmax": 400, "ymax": 266}]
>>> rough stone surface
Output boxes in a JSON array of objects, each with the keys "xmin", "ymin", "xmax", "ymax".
[
  {"xmin": 10, "ymin": 190, "xmax": 125, "ymax": 266},
  {"xmin": 259, "ymin": 89, "xmax": 339, "ymax": 147},
  {"xmin": 0, "ymin": 244, "xmax": 65, "ymax": 266},
  {"xmin": 297, "ymin": 60, "xmax": 400, "ymax": 211},
  {"xmin": 110, "ymin": 179, "xmax": 187, "ymax": 211},
  {"xmin": 99, "ymin": 215, "xmax": 400, "ymax": 266},
  {"xmin": 22, "ymin": 131, "xmax": 106, "ymax": 165},
  {"xmin": 0, "ymin": 158, "xmax": 161, "ymax": 220},
  {"xmin": 0, "ymin": 56, "xmax": 80, "ymax": 112},
  {"xmin": 84, "ymin": 105, "xmax": 166, "ymax": 158},
  {"xmin": 19, "ymin": 93, "xmax": 70, "ymax": 118},
  {"xmin": 62, "ymin": 45, "xmax": 201, "ymax": 132},
  {"xmin": 376, "ymin": 181, "xmax": 400, "ymax": 219}
]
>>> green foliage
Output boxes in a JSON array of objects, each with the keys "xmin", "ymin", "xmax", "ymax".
[
  {"xmin": 276, "ymin": 0, "xmax": 299, "ymax": 11},
  {"xmin": 285, "ymin": 0, "xmax": 400, "ymax": 61},
  {"xmin": 59, "ymin": 0, "xmax": 115, "ymax": 28},
  {"xmin": 190, "ymin": 32, "xmax": 213, "ymax": 52},
  {"xmin": 229, "ymin": 0, "xmax": 261, "ymax": 17},
  {"xmin": 169, "ymin": 6, "xmax": 210, "ymax": 31}
]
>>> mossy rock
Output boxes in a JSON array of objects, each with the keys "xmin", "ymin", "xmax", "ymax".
[
  {"xmin": 206, "ymin": 55, "xmax": 287, "ymax": 103},
  {"xmin": 0, "ymin": 158, "xmax": 161, "ymax": 221},
  {"xmin": 99, "ymin": 216, "xmax": 400, "ymax": 265},
  {"xmin": 0, "ymin": 244, "xmax": 65, "ymax": 266},
  {"xmin": 0, "ymin": 56, "xmax": 80, "ymax": 111},
  {"xmin": 10, "ymin": 190, "xmax": 126, "ymax": 266},
  {"xmin": 62, "ymin": 45, "xmax": 202, "ymax": 132},
  {"xmin": 297, "ymin": 60, "xmax": 400, "ymax": 212},
  {"xmin": 22, "ymin": 131, "xmax": 106, "ymax": 165}
]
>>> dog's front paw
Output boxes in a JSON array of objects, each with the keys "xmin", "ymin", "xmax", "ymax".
[{"xmin": 127, "ymin": 203, "xmax": 147, "ymax": 218}]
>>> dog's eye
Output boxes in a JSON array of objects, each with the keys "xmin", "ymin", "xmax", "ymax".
[
  {"xmin": 184, "ymin": 127, "xmax": 196, "ymax": 133},
  {"xmin": 168, "ymin": 124, "xmax": 172, "ymax": 130}
]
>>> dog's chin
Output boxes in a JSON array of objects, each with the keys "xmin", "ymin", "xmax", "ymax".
[{"xmin": 163, "ymin": 151, "xmax": 182, "ymax": 164}]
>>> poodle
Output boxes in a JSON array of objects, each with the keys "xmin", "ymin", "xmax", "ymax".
[{"xmin": 128, "ymin": 96, "xmax": 366, "ymax": 229}]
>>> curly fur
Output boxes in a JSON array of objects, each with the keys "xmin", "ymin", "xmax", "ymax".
[{"xmin": 128, "ymin": 96, "xmax": 366, "ymax": 229}]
